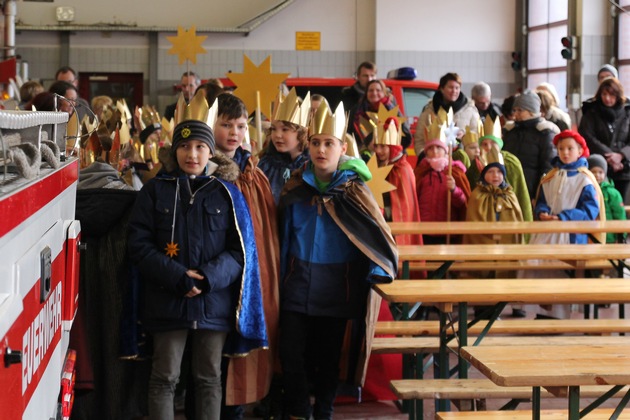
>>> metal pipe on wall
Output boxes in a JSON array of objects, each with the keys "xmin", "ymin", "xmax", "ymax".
[{"xmin": 4, "ymin": 0, "xmax": 16, "ymax": 59}]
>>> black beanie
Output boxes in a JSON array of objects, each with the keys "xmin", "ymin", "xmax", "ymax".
[
  {"xmin": 172, "ymin": 120, "xmax": 215, "ymax": 154},
  {"xmin": 480, "ymin": 162, "xmax": 508, "ymax": 187},
  {"xmin": 139, "ymin": 122, "xmax": 162, "ymax": 144}
]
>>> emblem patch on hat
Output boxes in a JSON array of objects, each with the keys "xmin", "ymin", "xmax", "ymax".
[{"xmin": 182, "ymin": 127, "xmax": 191, "ymax": 138}]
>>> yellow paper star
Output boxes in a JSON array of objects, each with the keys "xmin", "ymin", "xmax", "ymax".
[
  {"xmin": 227, "ymin": 55, "xmax": 290, "ymax": 119},
  {"xmin": 364, "ymin": 154, "xmax": 397, "ymax": 209},
  {"xmin": 165, "ymin": 241, "xmax": 180, "ymax": 258},
  {"xmin": 167, "ymin": 26, "xmax": 207, "ymax": 65},
  {"xmin": 367, "ymin": 104, "xmax": 406, "ymax": 128},
  {"xmin": 367, "ymin": 104, "xmax": 407, "ymax": 141}
]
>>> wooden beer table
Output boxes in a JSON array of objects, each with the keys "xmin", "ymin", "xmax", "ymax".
[
  {"xmin": 374, "ymin": 278, "xmax": 630, "ymax": 412},
  {"xmin": 397, "ymin": 242, "xmax": 629, "ymax": 279},
  {"xmin": 461, "ymin": 344, "xmax": 630, "ymax": 420},
  {"xmin": 388, "ymin": 220, "xmax": 630, "ymax": 237}
]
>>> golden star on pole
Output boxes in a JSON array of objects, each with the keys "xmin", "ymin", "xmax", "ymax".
[
  {"xmin": 167, "ymin": 26, "xmax": 207, "ymax": 65},
  {"xmin": 364, "ymin": 154, "xmax": 396, "ymax": 209},
  {"xmin": 227, "ymin": 55, "xmax": 290, "ymax": 119}
]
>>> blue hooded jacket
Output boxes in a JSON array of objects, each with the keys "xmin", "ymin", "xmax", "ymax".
[{"xmin": 279, "ymin": 159, "xmax": 395, "ymax": 318}]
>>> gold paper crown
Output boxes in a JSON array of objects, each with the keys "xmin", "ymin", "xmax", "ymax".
[
  {"xmin": 245, "ymin": 121, "xmax": 258, "ymax": 147},
  {"xmin": 136, "ymin": 105, "xmax": 161, "ymax": 130},
  {"xmin": 272, "ymin": 87, "xmax": 311, "ymax": 128},
  {"xmin": 460, "ymin": 125, "xmax": 479, "ymax": 147},
  {"xmin": 480, "ymin": 142, "xmax": 504, "ymax": 167},
  {"xmin": 424, "ymin": 114, "xmax": 447, "ymax": 144},
  {"xmin": 309, "ymin": 99, "xmax": 346, "ymax": 141},
  {"xmin": 160, "ymin": 117, "xmax": 173, "ymax": 144},
  {"xmin": 116, "ymin": 99, "xmax": 132, "ymax": 122},
  {"xmin": 344, "ymin": 133, "xmax": 360, "ymax": 158},
  {"xmin": 436, "ymin": 107, "xmax": 453, "ymax": 125},
  {"xmin": 174, "ymin": 90, "xmax": 218, "ymax": 128},
  {"xmin": 481, "ymin": 116, "xmax": 502, "ymax": 139},
  {"xmin": 368, "ymin": 103, "xmax": 403, "ymax": 146}
]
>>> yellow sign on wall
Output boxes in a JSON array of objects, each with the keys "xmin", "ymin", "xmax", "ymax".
[{"xmin": 296, "ymin": 32, "xmax": 321, "ymax": 51}]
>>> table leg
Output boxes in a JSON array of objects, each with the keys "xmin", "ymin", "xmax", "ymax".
[
  {"xmin": 436, "ymin": 310, "xmax": 451, "ymax": 412},
  {"xmin": 610, "ymin": 387, "xmax": 630, "ymax": 419},
  {"xmin": 402, "ymin": 260, "xmax": 410, "ymax": 279},
  {"xmin": 568, "ymin": 386, "xmax": 580, "ymax": 420},
  {"xmin": 532, "ymin": 387, "xmax": 541, "ymax": 420},
  {"xmin": 458, "ymin": 302, "xmax": 468, "ymax": 379}
]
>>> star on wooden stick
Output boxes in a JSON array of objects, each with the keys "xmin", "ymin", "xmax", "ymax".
[
  {"xmin": 167, "ymin": 26, "xmax": 207, "ymax": 65},
  {"xmin": 364, "ymin": 154, "xmax": 396, "ymax": 209},
  {"xmin": 227, "ymin": 55, "xmax": 289, "ymax": 119},
  {"xmin": 165, "ymin": 241, "xmax": 180, "ymax": 258}
]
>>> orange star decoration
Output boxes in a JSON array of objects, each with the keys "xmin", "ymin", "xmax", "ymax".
[
  {"xmin": 365, "ymin": 154, "xmax": 396, "ymax": 209},
  {"xmin": 165, "ymin": 241, "xmax": 180, "ymax": 258},
  {"xmin": 167, "ymin": 26, "xmax": 207, "ymax": 65},
  {"xmin": 227, "ymin": 55, "xmax": 290, "ymax": 119}
]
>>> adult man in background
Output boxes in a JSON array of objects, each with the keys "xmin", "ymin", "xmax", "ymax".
[
  {"xmin": 55, "ymin": 66, "xmax": 91, "ymax": 122},
  {"xmin": 341, "ymin": 61, "xmax": 377, "ymax": 112},
  {"xmin": 471, "ymin": 81, "xmax": 502, "ymax": 123},
  {"xmin": 163, "ymin": 71, "xmax": 201, "ymax": 121}
]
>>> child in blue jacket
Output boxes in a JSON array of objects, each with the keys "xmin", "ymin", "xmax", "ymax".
[{"xmin": 278, "ymin": 100, "xmax": 398, "ymax": 420}]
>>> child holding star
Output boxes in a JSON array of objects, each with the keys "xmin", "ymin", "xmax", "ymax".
[
  {"xmin": 414, "ymin": 116, "xmax": 471, "ymax": 244},
  {"xmin": 127, "ymin": 91, "xmax": 267, "ymax": 420}
]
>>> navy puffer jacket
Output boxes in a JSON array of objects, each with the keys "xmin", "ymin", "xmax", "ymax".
[{"xmin": 128, "ymin": 173, "xmax": 244, "ymax": 332}]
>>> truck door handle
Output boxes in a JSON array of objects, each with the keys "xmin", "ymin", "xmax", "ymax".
[{"xmin": 4, "ymin": 347, "xmax": 22, "ymax": 367}]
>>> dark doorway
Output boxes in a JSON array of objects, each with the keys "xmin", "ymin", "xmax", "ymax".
[{"xmin": 78, "ymin": 72, "xmax": 143, "ymax": 111}]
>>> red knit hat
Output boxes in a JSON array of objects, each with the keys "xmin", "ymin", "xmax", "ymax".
[{"xmin": 553, "ymin": 130, "xmax": 590, "ymax": 158}]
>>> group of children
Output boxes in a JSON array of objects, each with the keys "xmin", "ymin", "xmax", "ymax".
[
  {"xmin": 124, "ymin": 78, "xmax": 626, "ymax": 420},
  {"xmin": 127, "ymin": 88, "xmax": 398, "ymax": 420}
]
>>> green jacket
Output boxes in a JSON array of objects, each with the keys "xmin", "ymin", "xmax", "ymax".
[{"xmin": 600, "ymin": 178, "xmax": 627, "ymax": 243}]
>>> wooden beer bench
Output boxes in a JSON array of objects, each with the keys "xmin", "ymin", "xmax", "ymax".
[
  {"xmin": 371, "ymin": 334, "xmax": 630, "ymax": 355},
  {"xmin": 392, "ymin": 379, "xmax": 629, "ymax": 409},
  {"xmin": 436, "ymin": 408, "xmax": 630, "ymax": 419},
  {"xmin": 375, "ymin": 318, "xmax": 630, "ymax": 337}
]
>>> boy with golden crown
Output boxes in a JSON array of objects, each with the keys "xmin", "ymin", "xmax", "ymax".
[
  {"xmin": 127, "ymin": 91, "xmax": 267, "ymax": 420},
  {"xmin": 258, "ymin": 88, "xmax": 311, "ymax": 204},
  {"xmin": 210, "ymin": 92, "xmax": 281, "ymax": 417},
  {"xmin": 414, "ymin": 116, "xmax": 471, "ymax": 244},
  {"xmin": 278, "ymin": 100, "xmax": 398, "ymax": 420},
  {"xmin": 370, "ymin": 104, "xmax": 423, "ymax": 246},
  {"xmin": 463, "ymin": 116, "xmax": 533, "ymax": 222}
]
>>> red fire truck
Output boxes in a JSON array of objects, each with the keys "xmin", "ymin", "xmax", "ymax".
[{"xmin": 0, "ymin": 110, "xmax": 80, "ymax": 419}]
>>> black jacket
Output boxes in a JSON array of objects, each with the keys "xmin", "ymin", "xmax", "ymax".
[
  {"xmin": 502, "ymin": 117, "xmax": 558, "ymax": 198},
  {"xmin": 578, "ymin": 99, "xmax": 630, "ymax": 182}
]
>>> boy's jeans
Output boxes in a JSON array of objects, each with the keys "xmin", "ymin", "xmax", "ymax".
[{"xmin": 149, "ymin": 329, "xmax": 227, "ymax": 420}]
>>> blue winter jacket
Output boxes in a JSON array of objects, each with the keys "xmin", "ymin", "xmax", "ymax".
[
  {"xmin": 128, "ymin": 172, "xmax": 244, "ymax": 332},
  {"xmin": 258, "ymin": 143, "xmax": 309, "ymax": 204},
  {"xmin": 280, "ymin": 164, "xmax": 391, "ymax": 318},
  {"xmin": 534, "ymin": 156, "xmax": 600, "ymax": 244}
]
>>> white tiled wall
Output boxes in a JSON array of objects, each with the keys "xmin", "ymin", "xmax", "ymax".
[{"xmin": 18, "ymin": 35, "xmax": 610, "ymax": 114}]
